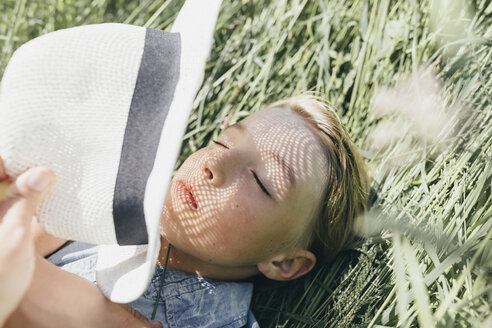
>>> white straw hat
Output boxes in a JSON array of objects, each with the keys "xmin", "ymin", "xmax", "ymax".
[{"xmin": 0, "ymin": 0, "xmax": 223, "ymax": 302}]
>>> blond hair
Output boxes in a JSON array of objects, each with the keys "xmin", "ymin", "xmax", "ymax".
[{"xmin": 268, "ymin": 94, "xmax": 369, "ymax": 263}]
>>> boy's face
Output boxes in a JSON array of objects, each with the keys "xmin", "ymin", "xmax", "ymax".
[{"xmin": 160, "ymin": 106, "xmax": 328, "ymax": 266}]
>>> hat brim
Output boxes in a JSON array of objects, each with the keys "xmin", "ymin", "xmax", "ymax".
[{"xmin": 96, "ymin": 0, "xmax": 224, "ymax": 302}]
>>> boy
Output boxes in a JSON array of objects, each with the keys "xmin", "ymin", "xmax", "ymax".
[{"xmin": 5, "ymin": 94, "xmax": 368, "ymax": 327}]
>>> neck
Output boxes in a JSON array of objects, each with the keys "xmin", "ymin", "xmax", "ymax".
[{"xmin": 157, "ymin": 236, "xmax": 260, "ymax": 281}]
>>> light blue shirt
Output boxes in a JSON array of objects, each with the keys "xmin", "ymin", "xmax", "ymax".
[{"xmin": 47, "ymin": 242, "xmax": 259, "ymax": 328}]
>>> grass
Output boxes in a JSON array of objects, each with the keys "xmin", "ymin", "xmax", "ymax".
[{"xmin": 1, "ymin": 0, "xmax": 491, "ymax": 326}]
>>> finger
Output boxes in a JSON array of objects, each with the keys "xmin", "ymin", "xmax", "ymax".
[
  {"xmin": 13, "ymin": 167, "xmax": 55, "ymax": 200},
  {"xmin": 118, "ymin": 304, "xmax": 162, "ymax": 328},
  {"xmin": 0, "ymin": 167, "xmax": 55, "ymax": 202},
  {"xmin": 124, "ymin": 304, "xmax": 146, "ymax": 322},
  {"xmin": 0, "ymin": 156, "xmax": 7, "ymax": 180},
  {"xmin": 148, "ymin": 320, "xmax": 163, "ymax": 328},
  {"xmin": 0, "ymin": 167, "xmax": 55, "ymax": 226}
]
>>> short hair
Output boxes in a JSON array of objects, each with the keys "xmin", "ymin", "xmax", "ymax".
[{"xmin": 267, "ymin": 94, "xmax": 369, "ymax": 264}]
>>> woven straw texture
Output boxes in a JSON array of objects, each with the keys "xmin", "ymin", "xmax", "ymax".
[{"xmin": 0, "ymin": 24, "xmax": 145, "ymax": 244}]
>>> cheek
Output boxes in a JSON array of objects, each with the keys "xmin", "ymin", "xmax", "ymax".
[
  {"xmin": 205, "ymin": 196, "xmax": 264, "ymax": 259},
  {"xmin": 222, "ymin": 199, "xmax": 284, "ymax": 256},
  {"xmin": 209, "ymin": 196, "xmax": 257, "ymax": 238},
  {"xmin": 228, "ymin": 199, "xmax": 257, "ymax": 225}
]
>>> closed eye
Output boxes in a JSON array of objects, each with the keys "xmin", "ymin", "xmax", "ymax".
[
  {"xmin": 213, "ymin": 139, "xmax": 271, "ymax": 198},
  {"xmin": 213, "ymin": 140, "xmax": 229, "ymax": 149},
  {"xmin": 251, "ymin": 170, "xmax": 271, "ymax": 198}
]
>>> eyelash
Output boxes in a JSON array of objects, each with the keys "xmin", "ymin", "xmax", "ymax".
[
  {"xmin": 212, "ymin": 140, "xmax": 229, "ymax": 149},
  {"xmin": 212, "ymin": 140, "xmax": 271, "ymax": 198},
  {"xmin": 251, "ymin": 170, "xmax": 271, "ymax": 198}
]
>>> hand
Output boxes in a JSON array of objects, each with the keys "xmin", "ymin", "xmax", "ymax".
[
  {"xmin": 0, "ymin": 158, "xmax": 55, "ymax": 326},
  {"xmin": 0, "ymin": 159, "xmax": 161, "ymax": 328},
  {"xmin": 4, "ymin": 257, "xmax": 162, "ymax": 328}
]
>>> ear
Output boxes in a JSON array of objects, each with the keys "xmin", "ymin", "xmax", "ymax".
[{"xmin": 257, "ymin": 250, "xmax": 316, "ymax": 281}]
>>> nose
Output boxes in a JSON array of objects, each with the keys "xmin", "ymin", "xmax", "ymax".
[
  {"xmin": 202, "ymin": 154, "xmax": 226, "ymax": 187},
  {"xmin": 202, "ymin": 143, "xmax": 246, "ymax": 187}
]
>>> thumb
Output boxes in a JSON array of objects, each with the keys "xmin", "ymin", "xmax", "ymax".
[
  {"xmin": 14, "ymin": 167, "xmax": 55, "ymax": 200},
  {"xmin": 0, "ymin": 167, "xmax": 55, "ymax": 226}
]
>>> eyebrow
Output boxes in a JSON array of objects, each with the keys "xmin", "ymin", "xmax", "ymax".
[
  {"xmin": 269, "ymin": 151, "xmax": 296, "ymax": 189},
  {"xmin": 229, "ymin": 121, "xmax": 297, "ymax": 190},
  {"xmin": 229, "ymin": 121, "xmax": 245, "ymax": 131}
]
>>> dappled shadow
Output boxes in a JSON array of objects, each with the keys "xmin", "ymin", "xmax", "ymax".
[{"xmin": 160, "ymin": 106, "xmax": 328, "ymax": 267}]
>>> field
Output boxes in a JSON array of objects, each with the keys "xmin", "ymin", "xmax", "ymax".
[{"xmin": 1, "ymin": 0, "xmax": 490, "ymax": 327}]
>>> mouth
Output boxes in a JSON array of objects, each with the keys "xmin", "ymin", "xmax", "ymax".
[{"xmin": 177, "ymin": 181, "xmax": 198, "ymax": 210}]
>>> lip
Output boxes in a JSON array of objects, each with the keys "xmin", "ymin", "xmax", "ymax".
[{"xmin": 176, "ymin": 181, "xmax": 198, "ymax": 210}]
